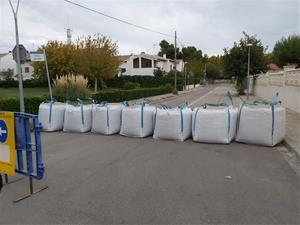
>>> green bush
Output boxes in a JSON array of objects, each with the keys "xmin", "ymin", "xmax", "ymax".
[
  {"xmin": 0, "ymin": 86, "xmax": 173, "ymax": 114},
  {"xmin": 0, "ymin": 97, "xmax": 47, "ymax": 114},
  {"xmin": 93, "ymin": 85, "xmax": 173, "ymax": 102},
  {"xmin": 0, "ymin": 79, "xmax": 49, "ymax": 88},
  {"xmin": 104, "ymin": 75, "xmax": 184, "ymax": 90},
  {"xmin": 123, "ymin": 82, "xmax": 140, "ymax": 90}
]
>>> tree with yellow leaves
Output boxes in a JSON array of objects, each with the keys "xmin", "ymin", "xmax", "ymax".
[
  {"xmin": 33, "ymin": 41, "xmax": 79, "ymax": 82},
  {"xmin": 76, "ymin": 34, "xmax": 119, "ymax": 93}
]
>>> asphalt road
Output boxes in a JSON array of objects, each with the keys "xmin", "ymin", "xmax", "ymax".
[{"xmin": 0, "ymin": 85, "xmax": 299, "ymax": 224}]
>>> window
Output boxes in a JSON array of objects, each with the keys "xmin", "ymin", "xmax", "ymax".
[
  {"xmin": 25, "ymin": 67, "xmax": 30, "ymax": 73},
  {"xmin": 141, "ymin": 58, "xmax": 152, "ymax": 68},
  {"xmin": 133, "ymin": 58, "xmax": 139, "ymax": 68},
  {"xmin": 121, "ymin": 68, "xmax": 126, "ymax": 73}
]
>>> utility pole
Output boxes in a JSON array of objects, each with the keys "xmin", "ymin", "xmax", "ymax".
[
  {"xmin": 246, "ymin": 43, "xmax": 252, "ymax": 100},
  {"xmin": 9, "ymin": 0, "xmax": 24, "ymax": 112},
  {"xmin": 174, "ymin": 31, "xmax": 177, "ymax": 92},
  {"xmin": 204, "ymin": 63, "xmax": 207, "ymax": 85},
  {"xmin": 184, "ymin": 64, "xmax": 187, "ymax": 90}
]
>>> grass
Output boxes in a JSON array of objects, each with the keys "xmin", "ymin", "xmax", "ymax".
[{"xmin": 0, "ymin": 88, "xmax": 50, "ymax": 98}]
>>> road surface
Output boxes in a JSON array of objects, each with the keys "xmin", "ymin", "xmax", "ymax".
[{"xmin": 0, "ymin": 85, "xmax": 299, "ymax": 224}]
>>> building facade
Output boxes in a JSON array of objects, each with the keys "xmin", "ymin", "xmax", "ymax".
[
  {"xmin": 0, "ymin": 52, "xmax": 34, "ymax": 80},
  {"xmin": 118, "ymin": 53, "xmax": 184, "ymax": 76}
]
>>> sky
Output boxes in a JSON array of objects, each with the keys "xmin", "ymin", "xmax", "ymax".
[{"xmin": 0, "ymin": 0, "xmax": 299, "ymax": 56}]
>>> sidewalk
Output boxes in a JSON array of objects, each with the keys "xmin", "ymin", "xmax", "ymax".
[{"xmin": 144, "ymin": 85, "xmax": 203, "ymax": 102}]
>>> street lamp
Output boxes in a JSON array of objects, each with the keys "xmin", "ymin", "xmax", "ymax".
[
  {"xmin": 8, "ymin": 0, "xmax": 24, "ymax": 112},
  {"xmin": 246, "ymin": 43, "xmax": 252, "ymax": 100}
]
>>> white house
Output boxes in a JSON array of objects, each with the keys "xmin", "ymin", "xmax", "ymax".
[
  {"xmin": 118, "ymin": 52, "xmax": 184, "ymax": 76},
  {"xmin": 0, "ymin": 52, "xmax": 34, "ymax": 80}
]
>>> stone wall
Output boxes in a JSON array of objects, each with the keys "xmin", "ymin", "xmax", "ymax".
[{"xmin": 253, "ymin": 68, "xmax": 300, "ymax": 113}]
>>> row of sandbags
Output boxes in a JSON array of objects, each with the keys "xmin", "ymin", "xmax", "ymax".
[{"xmin": 38, "ymin": 98, "xmax": 286, "ymax": 147}]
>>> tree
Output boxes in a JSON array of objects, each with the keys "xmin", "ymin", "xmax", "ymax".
[
  {"xmin": 264, "ymin": 53, "xmax": 273, "ymax": 65},
  {"xmin": 33, "ymin": 41, "xmax": 78, "ymax": 82},
  {"xmin": 273, "ymin": 35, "xmax": 300, "ymax": 67},
  {"xmin": 207, "ymin": 55, "xmax": 224, "ymax": 79},
  {"xmin": 185, "ymin": 59, "xmax": 204, "ymax": 78},
  {"xmin": 158, "ymin": 40, "xmax": 182, "ymax": 59},
  {"xmin": 223, "ymin": 32, "xmax": 267, "ymax": 91},
  {"xmin": 76, "ymin": 34, "xmax": 119, "ymax": 92},
  {"xmin": 182, "ymin": 46, "xmax": 202, "ymax": 62},
  {"xmin": 0, "ymin": 68, "xmax": 14, "ymax": 80},
  {"xmin": 206, "ymin": 62, "xmax": 220, "ymax": 81}
]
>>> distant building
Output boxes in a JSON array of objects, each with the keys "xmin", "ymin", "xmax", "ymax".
[
  {"xmin": 118, "ymin": 52, "xmax": 184, "ymax": 76},
  {"xmin": 0, "ymin": 52, "xmax": 34, "ymax": 80}
]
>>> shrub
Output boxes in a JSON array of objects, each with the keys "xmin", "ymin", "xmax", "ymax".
[
  {"xmin": 53, "ymin": 74, "xmax": 89, "ymax": 100},
  {"xmin": 0, "ymin": 85, "xmax": 173, "ymax": 115},
  {"xmin": 0, "ymin": 97, "xmax": 47, "ymax": 114},
  {"xmin": 0, "ymin": 79, "xmax": 49, "ymax": 88},
  {"xmin": 93, "ymin": 85, "xmax": 173, "ymax": 102},
  {"xmin": 123, "ymin": 82, "xmax": 140, "ymax": 90},
  {"xmin": 104, "ymin": 75, "xmax": 184, "ymax": 91}
]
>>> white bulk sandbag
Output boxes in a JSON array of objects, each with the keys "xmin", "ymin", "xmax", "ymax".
[
  {"xmin": 63, "ymin": 103, "xmax": 92, "ymax": 133},
  {"xmin": 192, "ymin": 105, "xmax": 238, "ymax": 144},
  {"xmin": 38, "ymin": 101, "xmax": 65, "ymax": 131},
  {"xmin": 153, "ymin": 107, "xmax": 192, "ymax": 141},
  {"xmin": 235, "ymin": 104, "xmax": 286, "ymax": 146},
  {"xmin": 92, "ymin": 103, "xmax": 124, "ymax": 135},
  {"xmin": 120, "ymin": 104, "xmax": 156, "ymax": 137}
]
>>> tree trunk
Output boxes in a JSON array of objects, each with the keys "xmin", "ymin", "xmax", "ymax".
[
  {"xmin": 99, "ymin": 77, "xmax": 104, "ymax": 90},
  {"xmin": 94, "ymin": 77, "xmax": 98, "ymax": 93}
]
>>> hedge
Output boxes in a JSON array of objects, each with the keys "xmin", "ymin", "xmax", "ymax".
[
  {"xmin": 92, "ymin": 85, "xmax": 173, "ymax": 102},
  {"xmin": 0, "ymin": 79, "xmax": 49, "ymax": 88},
  {"xmin": 103, "ymin": 76, "xmax": 185, "ymax": 91},
  {"xmin": 0, "ymin": 85, "xmax": 173, "ymax": 114},
  {"xmin": 0, "ymin": 97, "xmax": 47, "ymax": 114},
  {"xmin": 0, "ymin": 76, "xmax": 201, "ymax": 91}
]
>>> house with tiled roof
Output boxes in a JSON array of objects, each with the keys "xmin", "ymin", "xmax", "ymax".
[
  {"xmin": 117, "ymin": 52, "xmax": 184, "ymax": 76},
  {"xmin": 0, "ymin": 52, "xmax": 34, "ymax": 80}
]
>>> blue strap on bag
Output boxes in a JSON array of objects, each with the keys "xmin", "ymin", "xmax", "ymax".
[
  {"xmin": 193, "ymin": 106, "xmax": 204, "ymax": 133},
  {"xmin": 227, "ymin": 108, "xmax": 231, "ymax": 135},
  {"xmin": 179, "ymin": 107, "xmax": 184, "ymax": 134},
  {"xmin": 140, "ymin": 102, "xmax": 145, "ymax": 129},
  {"xmin": 47, "ymin": 98, "xmax": 56, "ymax": 124},
  {"xmin": 227, "ymin": 91, "xmax": 234, "ymax": 105},
  {"xmin": 77, "ymin": 98, "xmax": 84, "ymax": 125}
]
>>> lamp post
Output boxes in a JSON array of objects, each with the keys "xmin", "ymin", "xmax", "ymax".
[
  {"xmin": 8, "ymin": 0, "xmax": 24, "ymax": 112},
  {"xmin": 246, "ymin": 43, "xmax": 252, "ymax": 100},
  {"xmin": 174, "ymin": 31, "xmax": 177, "ymax": 92}
]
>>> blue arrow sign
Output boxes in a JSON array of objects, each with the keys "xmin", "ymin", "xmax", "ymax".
[{"xmin": 0, "ymin": 120, "xmax": 8, "ymax": 143}]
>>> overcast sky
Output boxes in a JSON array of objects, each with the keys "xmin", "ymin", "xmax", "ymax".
[{"xmin": 0, "ymin": 0, "xmax": 299, "ymax": 56}]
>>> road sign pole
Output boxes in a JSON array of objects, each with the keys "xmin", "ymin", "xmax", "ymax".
[
  {"xmin": 43, "ymin": 49, "xmax": 53, "ymax": 99},
  {"xmin": 9, "ymin": 0, "xmax": 24, "ymax": 112},
  {"xmin": 174, "ymin": 31, "xmax": 177, "ymax": 92}
]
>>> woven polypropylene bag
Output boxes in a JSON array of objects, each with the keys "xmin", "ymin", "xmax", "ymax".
[
  {"xmin": 192, "ymin": 106, "xmax": 238, "ymax": 144},
  {"xmin": 120, "ymin": 104, "xmax": 156, "ymax": 138},
  {"xmin": 235, "ymin": 105, "xmax": 285, "ymax": 146},
  {"xmin": 153, "ymin": 107, "xmax": 192, "ymax": 141},
  {"xmin": 63, "ymin": 103, "xmax": 92, "ymax": 133},
  {"xmin": 92, "ymin": 103, "xmax": 123, "ymax": 135},
  {"xmin": 38, "ymin": 102, "xmax": 65, "ymax": 131}
]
